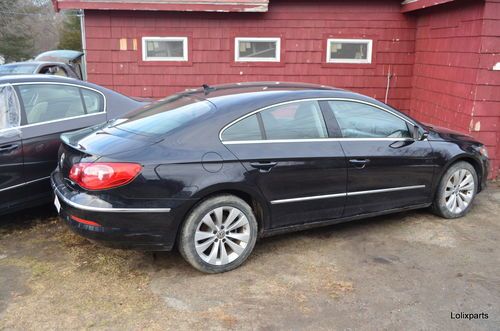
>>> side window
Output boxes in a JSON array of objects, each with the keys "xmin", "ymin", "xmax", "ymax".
[
  {"xmin": 221, "ymin": 115, "xmax": 262, "ymax": 141},
  {"xmin": 328, "ymin": 101, "xmax": 411, "ymax": 138},
  {"xmin": 260, "ymin": 100, "xmax": 327, "ymax": 139},
  {"xmin": 0, "ymin": 85, "xmax": 21, "ymax": 130},
  {"xmin": 18, "ymin": 84, "xmax": 85, "ymax": 125},
  {"xmin": 81, "ymin": 88, "xmax": 104, "ymax": 114}
]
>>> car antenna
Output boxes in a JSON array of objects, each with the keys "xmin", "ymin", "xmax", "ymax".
[{"xmin": 202, "ymin": 84, "xmax": 215, "ymax": 95}]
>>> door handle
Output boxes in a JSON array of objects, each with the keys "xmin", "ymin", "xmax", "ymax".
[
  {"xmin": 349, "ymin": 159, "xmax": 370, "ymax": 169},
  {"xmin": 0, "ymin": 144, "xmax": 18, "ymax": 153},
  {"xmin": 250, "ymin": 161, "xmax": 278, "ymax": 172}
]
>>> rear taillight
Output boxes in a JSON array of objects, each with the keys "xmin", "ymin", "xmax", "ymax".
[{"xmin": 69, "ymin": 162, "xmax": 142, "ymax": 190}]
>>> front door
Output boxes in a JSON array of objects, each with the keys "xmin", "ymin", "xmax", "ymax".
[
  {"xmin": 325, "ymin": 100, "xmax": 435, "ymax": 216},
  {"xmin": 0, "ymin": 84, "xmax": 24, "ymax": 212},
  {"xmin": 222, "ymin": 100, "xmax": 347, "ymax": 228}
]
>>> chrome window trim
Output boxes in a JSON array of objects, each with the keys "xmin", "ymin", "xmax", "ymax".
[
  {"xmin": 223, "ymin": 137, "xmax": 414, "ymax": 145},
  {"xmin": 0, "ymin": 176, "xmax": 50, "ymax": 193},
  {"xmin": 53, "ymin": 186, "xmax": 171, "ymax": 213},
  {"xmin": 219, "ymin": 97, "xmax": 417, "ymax": 144},
  {"xmin": 0, "ymin": 81, "xmax": 107, "ymax": 132},
  {"xmin": 14, "ymin": 112, "xmax": 103, "ymax": 130},
  {"xmin": 270, "ymin": 185, "xmax": 426, "ymax": 205}
]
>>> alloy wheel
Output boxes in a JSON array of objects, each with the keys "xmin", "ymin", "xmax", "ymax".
[
  {"xmin": 445, "ymin": 169, "xmax": 474, "ymax": 214},
  {"xmin": 194, "ymin": 206, "xmax": 251, "ymax": 265}
]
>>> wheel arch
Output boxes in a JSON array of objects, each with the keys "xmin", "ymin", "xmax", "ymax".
[
  {"xmin": 437, "ymin": 154, "xmax": 484, "ymax": 194},
  {"xmin": 176, "ymin": 183, "xmax": 271, "ymax": 242}
]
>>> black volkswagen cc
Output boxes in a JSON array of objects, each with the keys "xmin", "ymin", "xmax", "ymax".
[{"xmin": 51, "ymin": 82, "xmax": 489, "ymax": 273}]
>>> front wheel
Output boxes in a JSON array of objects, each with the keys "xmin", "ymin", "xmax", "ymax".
[
  {"xmin": 178, "ymin": 194, "xmax": 258, "ymax": 273},
  {"xmin": 432, "ymin": 161, "xmax": 478, "ymax": 219}
]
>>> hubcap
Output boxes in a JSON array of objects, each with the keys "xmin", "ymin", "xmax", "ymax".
[
  {"xmin": 194, "ymin": 206, "xmax": 251, "ymax": 266},
  {"xmin": 445, "ymin": 169, "xmax": 474, "ymax": 214}
]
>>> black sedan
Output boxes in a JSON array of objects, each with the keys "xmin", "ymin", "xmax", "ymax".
[
  {"xmin": 0, "ymin": 75, "xmax": 147, "ymax": 215},
  {"xmin": 51, "ymin": 82, "xmax": 489, "ymax": 273}
]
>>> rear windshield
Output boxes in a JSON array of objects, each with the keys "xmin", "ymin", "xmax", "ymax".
[
  {"xmin": 0, "ymin": 64, "xmax": 37, "ymax": 74},
  {"xmin": 110, "ymin": 94, "xmax": 213, "ymax": 137}
]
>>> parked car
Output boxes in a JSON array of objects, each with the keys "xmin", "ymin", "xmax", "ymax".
[
  {"xmin": 0, "ymin": 75, "xmax": 148, "ymax": 215},
  {"xmin": 0, "ymin": 50, "xmax": 83, "ymax": 79},
  {"xmin": 51, "ymin": 82, "xmax": 489, "ymax": 273}
]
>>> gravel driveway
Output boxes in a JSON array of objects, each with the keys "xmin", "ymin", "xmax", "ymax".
[{"xmin": 1, "ymin": 183, "xmax": 499, "ymax": 330}]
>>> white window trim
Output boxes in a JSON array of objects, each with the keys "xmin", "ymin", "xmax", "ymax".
[
  {"xmin": 235, "ymin": 37, "xmax": 281, "ymax": 62},
  {"xmin": 142, "ymin": 37, "xmax": 188, "ymax": 62},
  {"xmin": 326, "ymin": 38, "xmax": 373, "ymax": 64}
]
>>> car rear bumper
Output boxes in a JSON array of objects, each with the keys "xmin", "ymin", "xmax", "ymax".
[{"xmin": 51, "ymin": 170, "xmax": 189, "ymax": 251}]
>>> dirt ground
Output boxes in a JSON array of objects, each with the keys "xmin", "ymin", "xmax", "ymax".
[{"xmin": 1, "ymin": 183, "xmax": 499, "ymax": 330}]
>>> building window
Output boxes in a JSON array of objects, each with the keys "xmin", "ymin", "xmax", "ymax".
[
  {"xmin": 142, "ymin": 37, "xmax": 188, "ymax": 61},
  {"xmin": 326, "ymin": 39, "xmax": 373, "ymax": 64},
  {"xmin": 235, "ymin": 37, "xmax": 280, "ymax": 62}
]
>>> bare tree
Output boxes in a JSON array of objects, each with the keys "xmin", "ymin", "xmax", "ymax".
[{"xmin": 0, "ymin": 0, "xmax": 63, "ymax": 62}]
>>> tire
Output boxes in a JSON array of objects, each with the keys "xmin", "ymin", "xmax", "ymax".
[
  {"xmin": 432, "ymin": 161, "xmax": 478, "ymax": 219},
  {"xmin": 178, "ymin": 194, "xmax": 258, "ymax": 273}
]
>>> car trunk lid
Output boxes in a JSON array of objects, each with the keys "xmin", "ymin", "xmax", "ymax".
[{"xmin": 58, "ymin": 122, "xmax": 161, "ymax": 178}]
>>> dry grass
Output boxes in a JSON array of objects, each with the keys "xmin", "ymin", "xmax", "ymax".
[{"xmin": 0, "ymin": 208, "xmax": 356, "ymax": 330}]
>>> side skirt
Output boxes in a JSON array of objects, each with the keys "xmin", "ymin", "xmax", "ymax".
[{"xmin": 260, "ymin": 203, "xmax": 432, "ymax": 238}]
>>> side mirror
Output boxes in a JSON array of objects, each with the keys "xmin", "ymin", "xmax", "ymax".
[
  {"xmin": 420, "ymin": 131, "xmax": 429, "ymax": 141},
  {"xmin": 413, "ymin": 125, "xmax": 429, "ymax": 141}
]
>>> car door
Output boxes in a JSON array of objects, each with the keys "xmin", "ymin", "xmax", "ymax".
[
  {"xmin": 0, "ymin": 84, "xmax": 24, "ymax": 211},
  {"xmin": 221, "ymin": 99, "xmax": 347, "ymax": 228},
  {"xmin": 325, "ymin": 100, "xmax": 435, "ymax": 216},
  {"xmin": 15, "ymin": 82, "xmax": 106, "ymax": 198}
]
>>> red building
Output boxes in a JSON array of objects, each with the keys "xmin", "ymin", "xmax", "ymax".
[{"xmin": 52, "ymin": 0, "xmax": 499, "ymax": 178}]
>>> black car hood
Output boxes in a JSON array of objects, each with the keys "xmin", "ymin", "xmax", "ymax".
[
  {"xmin": 61, "ymin": 122, "xmax": 162, "ymax": 157},
  {"xmin": 424, "ymin": 123, "xmax": 480, "ymax": 144}
]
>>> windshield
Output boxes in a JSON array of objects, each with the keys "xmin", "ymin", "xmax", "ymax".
[
  {"xmin": 110, "ymin": 94, "xmax": 214, "ymax": 137},
  {"xmin": 0, "ymin": 64, "xmax": 37, "ymax": 74}
]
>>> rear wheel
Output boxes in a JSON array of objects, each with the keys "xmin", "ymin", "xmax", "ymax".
[
  {"xmin": 178, "ymin": 194, "xmax": 258, "ymax": 273},
  {"xmin": 432, "ymin": 161, "xmax": 478, "ymax": 219}
]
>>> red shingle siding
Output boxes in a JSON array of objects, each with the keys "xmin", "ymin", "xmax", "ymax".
[
  {"xmin": 470, "ymin": 0, "xmax": 500, "ymax": 177},
  {"xmin": 84, "ymin": 0, "xmax": 416, "ymax": 113},
  {"xmin": 83, "ymin": 0, "xmax": 499, "ymax": 178},
  {"xmin": 410, "ymin": 0, "xmax": 499, "ymax": 178}
]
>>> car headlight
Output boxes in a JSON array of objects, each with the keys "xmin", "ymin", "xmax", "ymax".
[{"xmin": 478, "ymin": 145, "xmax": 489, "ymax": 158}]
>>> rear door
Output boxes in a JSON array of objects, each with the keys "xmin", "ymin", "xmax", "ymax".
[
  {"xmin": 0, "ymin": 84, "xmax": 24, "ymax": 211},
  {"xmin": 325, "ymin": 100, "xmax": 435, "ymax": 216},
  {"xmin": 15, "ymin": 82, "xmax": 106, "ymax": 197},
  {"xmin": 221, "ymin": 99, "xmax": 347, "ymax": 228}
]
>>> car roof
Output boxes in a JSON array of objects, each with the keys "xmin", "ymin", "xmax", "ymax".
[
  {"xmin": 183, "ymin": 81, "xmax": 340, "ymax": 98},
  {"xmin": 165, "ymin": 81, "xmax": 417, "ymax": 128},
  {"xmin": 182, "ymin": 81, "xmax": 341, "ymax": 106},
  {"xmin": 0, "ymin": 74, "xmax": 81, "ymax": 84},
  {"xmin": 177, "ymin": 81, "xmax": 368, "ymax": 114},
  {"xmin": 1, "ymin": 61, "xmax": 64, "ymax": 67}
]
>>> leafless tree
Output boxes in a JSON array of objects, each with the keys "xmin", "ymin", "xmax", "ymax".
[{"xmin": 0, "ymin": 0, "xmax": 64, "ymax": 61}]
